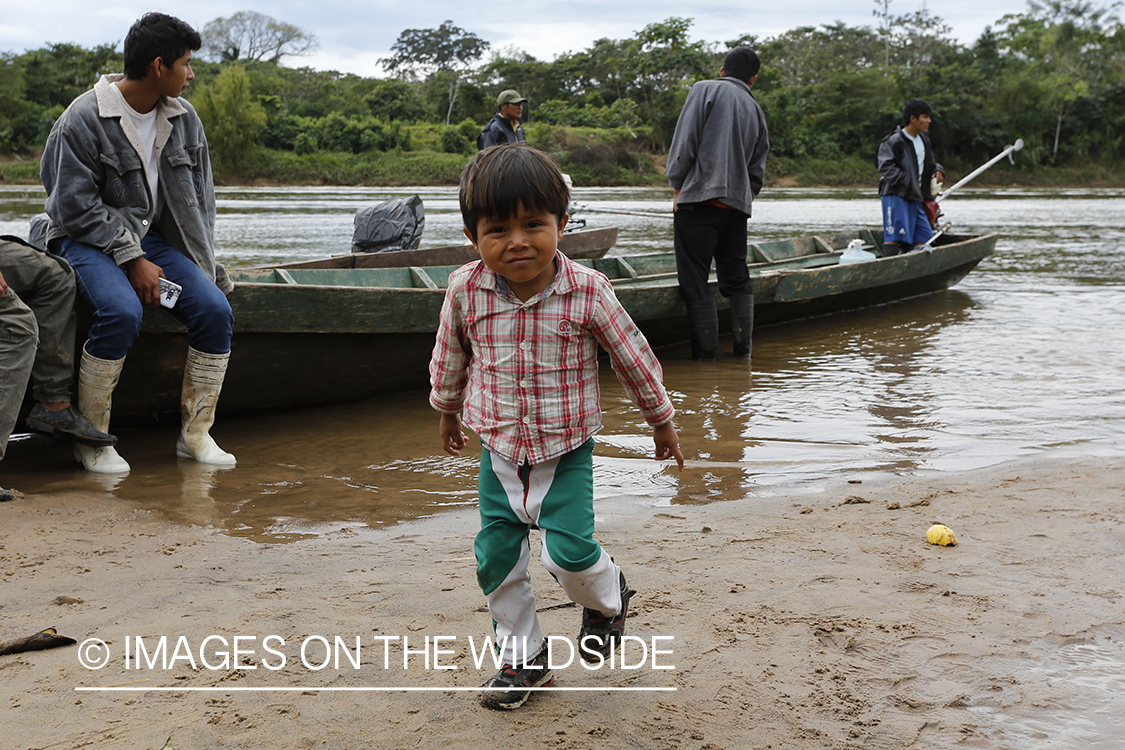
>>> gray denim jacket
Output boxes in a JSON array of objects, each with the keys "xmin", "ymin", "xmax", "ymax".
[{"xmin": 40, "ymin": 75, "xmax": 232, "ymax": 294}]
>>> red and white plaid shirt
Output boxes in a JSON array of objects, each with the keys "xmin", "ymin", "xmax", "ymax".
[{"xmin": 429, "ymin": 253, "xmax": 675, "ymax": 465}]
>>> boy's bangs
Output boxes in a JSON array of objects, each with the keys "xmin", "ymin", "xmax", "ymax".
[
  {"xmin": 460, "ymin": 145, "xmax": 570, "ymax": 234},
  {"xmin": 474, "ymin": 172, "xmax": 559, "ymax": 222}
]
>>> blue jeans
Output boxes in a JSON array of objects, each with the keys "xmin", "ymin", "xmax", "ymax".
[{"xmin": 59, "ymin": 232, "xmax": 233, "ymax": 360}]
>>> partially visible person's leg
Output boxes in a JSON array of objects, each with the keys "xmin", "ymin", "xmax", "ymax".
[
  {"xmin": 476, "ymin": 448, "xmax": 554, "ymax": 710},
  {"xmin": 881, "ymin": 195, "xmax": 911, "ymax": 255},
  {"xmin": 141, "ymin": 234, "xmax": 236, "ymax": 465},
  {"xmin": 0, "ymin": 291, "xmax": 38, "ymax": 464},
  {"xmin": 535, "ymin": 440, "xmax": 634, "ymax": 664},
  {"xmin": 476, "ymin": 449, "xmax": 543, "ymax": 666},
  {"xmin": 712, "ymin": 211, "xmax": 753, "ymax": 358},
  {"xmin": 55, "ymin": 239, "xmax": 135, "ymax": 472},
  {"xmin": 674, "ymin": 204, "xmax": 722, "ymax": 360},
  {"xmin": 58, "ymin": 239, "xmax": 143, "ymax": 361},
  {"xmin": 0, "ymin": 242, "xmax": 76, "ymax": 404},
  {"xmin": 536, "ymin": 441, "xmax": 619, "ymax": 613},
  {"xmin": 140, "ymin": 235, "xmax": 233, "ymax": 354},
  {"xmin": 2, "ymin": 243, "xmax": 114, "ymax": 447},
  {"xmin": 907, "ymin": 201, "xmax": 935, "ymax": 247}
]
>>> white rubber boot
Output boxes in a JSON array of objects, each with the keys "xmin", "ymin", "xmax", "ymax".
[
  {"xmin": 74, "ymin": 347, "xmax": 130, "ymax": 474},
  {"xmin": 176, "ymin": 347, "xmax": 236, "ymax": 466}
]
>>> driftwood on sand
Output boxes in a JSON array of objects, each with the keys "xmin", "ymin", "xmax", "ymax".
[{"xmin": 0, "ymin": 627, "xmax": 77, "ymax": 655}]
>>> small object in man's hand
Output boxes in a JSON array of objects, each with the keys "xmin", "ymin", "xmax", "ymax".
[{"xmin": 159, "ymin": 278, "xmax": 182, "ymax": 308}]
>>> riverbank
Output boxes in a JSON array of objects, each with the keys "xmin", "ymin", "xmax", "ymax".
[
  {"xmin": 5, "ymin": 151, "xmax": 1125, "ymax": 190},
  {"xmin": 2, "ymin": 454, "xmax": 1122, "ymax": 748}
]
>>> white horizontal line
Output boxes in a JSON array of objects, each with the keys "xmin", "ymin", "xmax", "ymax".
[{"xmin": 75, "ymin": 686, "xmax": 676, "ymax": 693}]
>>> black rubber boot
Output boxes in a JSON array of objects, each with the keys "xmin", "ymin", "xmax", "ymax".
[
  {"xmin": 730, "ymin": 293, "xmax": 753, "ymax": 359},
  {"xmin": 685, "ymin": 299, "xmax": 718, "ymax": 361}
]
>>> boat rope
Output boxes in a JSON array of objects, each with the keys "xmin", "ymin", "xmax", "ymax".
[{"xmin": 572, "ymin": 204, "xmax": 675, "ymax": 221}]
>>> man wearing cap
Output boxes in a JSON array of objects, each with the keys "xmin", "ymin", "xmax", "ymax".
[{"xmin": 477, "ymin": 90, "xmax": 527, "ymax": 150}]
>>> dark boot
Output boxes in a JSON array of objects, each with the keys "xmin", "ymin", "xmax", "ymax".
[
  {"xmin": 730, "ymin": 293, "xmax": 754, "ymax": 359},
  {"xmin": 685, "ymin": 299, "xmax": 718, "ymax": 361}
]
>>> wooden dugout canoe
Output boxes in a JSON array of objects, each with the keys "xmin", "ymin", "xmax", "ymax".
[
  {"xmin": 261, "ymin": 225, "xmax": 618, "ymax": 270},
  {"xmin": 107, "ymin": 228, "xmax": 995, "ymax": 417}
]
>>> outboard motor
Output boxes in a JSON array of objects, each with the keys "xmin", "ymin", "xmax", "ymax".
[{"xmin": 351, "ymin": 195, "xmax": 426, "ymax": 253}]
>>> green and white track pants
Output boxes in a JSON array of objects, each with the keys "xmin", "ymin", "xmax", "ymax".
[{"xmin": 476, "ymin": 439, "xmax": 623, "ymax": 665}]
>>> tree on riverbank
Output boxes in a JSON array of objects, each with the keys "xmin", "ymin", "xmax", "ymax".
[
  {"xmin": 2, "ymin": 1, "xmax": 1124, "ymax": 186},
  {"xmin": 200, "ymin": 11, "xmax": 318, "ymax": 64}
]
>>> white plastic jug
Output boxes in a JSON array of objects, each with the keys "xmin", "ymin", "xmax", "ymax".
[{"xmin": 839, "ymin": 239, "xmax": 876, "ymax": 265}]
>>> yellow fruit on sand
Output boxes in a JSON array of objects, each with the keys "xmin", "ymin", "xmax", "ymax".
[{"xmin": 926, "ymin": 524, "xmax": 958, "ymax": 546}]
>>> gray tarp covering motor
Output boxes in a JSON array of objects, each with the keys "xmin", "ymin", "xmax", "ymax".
[{"xmin": 351, "ymin": 195, "xmax": 426, "ymax": 253}]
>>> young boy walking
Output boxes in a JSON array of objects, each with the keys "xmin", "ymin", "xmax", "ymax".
[{"xmin": 430, "ymin": 144, "xmax": 684, "ymax": 710}]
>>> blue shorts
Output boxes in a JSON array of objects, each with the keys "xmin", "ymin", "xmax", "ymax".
[{"xmin": 881, "ymin": 195, "xmax": 934, "ymax": 245}]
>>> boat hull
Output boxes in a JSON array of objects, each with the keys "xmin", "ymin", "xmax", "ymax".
[{"xmin": 85, "ymin": 230, "xmax": 995, "ymax": 417}]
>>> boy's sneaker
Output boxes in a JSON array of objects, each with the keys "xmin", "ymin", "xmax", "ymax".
[
  {"xmin": 480, "ymin": 660, "xmax": 554, "ymax": 710},
  {"xmin": 578, "ymin": 572, "xmax": 636, "ymax": 664}
]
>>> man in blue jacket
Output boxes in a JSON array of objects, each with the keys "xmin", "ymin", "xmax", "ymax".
[
  {"xmin": 667, "ymin": 47, "xmax": 769, "ymax": 361},
  {"xmin": 877, "ymin": 99, "xmax": 943, "ymax": 255},
  {"xmin": 477, "ymin": 90, "xmax": 527, "ymax": 150}
]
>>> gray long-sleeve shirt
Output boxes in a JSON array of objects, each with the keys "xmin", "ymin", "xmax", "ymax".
[{"xmin": 666, "ymin": 77, "xmax": 769, "ymax": 216}]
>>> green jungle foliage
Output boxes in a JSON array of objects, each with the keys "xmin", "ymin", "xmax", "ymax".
[{"xmin": 3, "ymin": 2, "xmax": 1125, "ymax": 186}]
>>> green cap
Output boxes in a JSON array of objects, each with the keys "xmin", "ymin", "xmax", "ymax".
[{"xmin": 497, "ymin": 90, "xmax": 527, "ymax": 106}]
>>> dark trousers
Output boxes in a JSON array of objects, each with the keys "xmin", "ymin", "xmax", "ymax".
[
  {"xmin": 673, "ymin": 202, "xmax": 752, "ymax": 301},
  {"xmin": 0, "ymin": 239, "xmax": 76, "ymax": 404}
]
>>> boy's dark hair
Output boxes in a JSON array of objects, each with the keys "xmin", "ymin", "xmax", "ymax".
[
  {"xmin": 459, "ymin": 144, "xmax": 570, "ymax": 242},
  {"xmin": 723, "ymin": 47, "xmax": 761, "ymax": 84},
  {"xmin": 902, "ymin": 98, "xmax": 932, "ymax": 126},
  {"xmin": 122, "ymin": 13, "xmax": 201, "ymax": 80}
]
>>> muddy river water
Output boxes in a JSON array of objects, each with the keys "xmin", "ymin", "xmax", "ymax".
[
  {"xmin": 3, "ymin": 184, "xmax": 1124, "ymax": 747},
  {"xmin": 1, "ymin": 184, "xmax": 1122, "ymax": 541}
]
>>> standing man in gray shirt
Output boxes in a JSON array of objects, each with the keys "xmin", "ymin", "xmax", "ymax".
[{"xmin": 667, "ymin": 46, "xmax": 769, "ymax": 361}]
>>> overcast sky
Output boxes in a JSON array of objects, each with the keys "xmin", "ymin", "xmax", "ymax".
[{"xmin": 1, "ymin": 1, "xmax": 1033, "ymax": 77}]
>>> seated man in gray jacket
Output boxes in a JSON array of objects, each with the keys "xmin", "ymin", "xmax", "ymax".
[
  {"xmin": 40, "ymin": 12, "xmax": 235, "ymax": 474},
  {"xmin": 667, "ymin": 47, "xmax": 769, "ymax": 361}
]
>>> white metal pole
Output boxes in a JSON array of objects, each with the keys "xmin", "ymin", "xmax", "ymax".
[{"xmin": 937, "ymin": 138, "xmax": 1024, "ymax": 202}]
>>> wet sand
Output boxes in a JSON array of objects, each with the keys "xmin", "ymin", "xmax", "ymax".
[{"xmin": 2, "ymin": 454, "xmax": 1123, "ymax": 749}]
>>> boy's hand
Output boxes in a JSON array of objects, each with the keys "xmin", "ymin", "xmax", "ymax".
[
  {"xmin": 440, "ymin": 413, "xmax": 468, "ymax": 456},
  {"xmin": 653, "ymin": 422, "xmax": 684, "ymax": 471}
]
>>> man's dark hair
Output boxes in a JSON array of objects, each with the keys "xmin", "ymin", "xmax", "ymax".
[
  {"xmin": 459, "ymin": 144, "xmax": 570, "ymax": 242},
  {"xmin": 122, "ymin": 13, "xmax": 201, "ymax": 80},
  {"xmin": 902, "ymin": 98, "xmax": 933, "ymax": 126},
  {"xmin": 723, "ymin": 47, "xmax": 761, "ymax": 84}
]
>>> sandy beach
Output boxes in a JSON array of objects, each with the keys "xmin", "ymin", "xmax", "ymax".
[{"xmin": 1, "ymin": 453, "xmax": 1122, "ymax": 749}]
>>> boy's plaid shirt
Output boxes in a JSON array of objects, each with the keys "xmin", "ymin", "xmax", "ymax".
[{"xmin": 429, "ymin": 253, "xmax": 675, "ymax": 466}]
